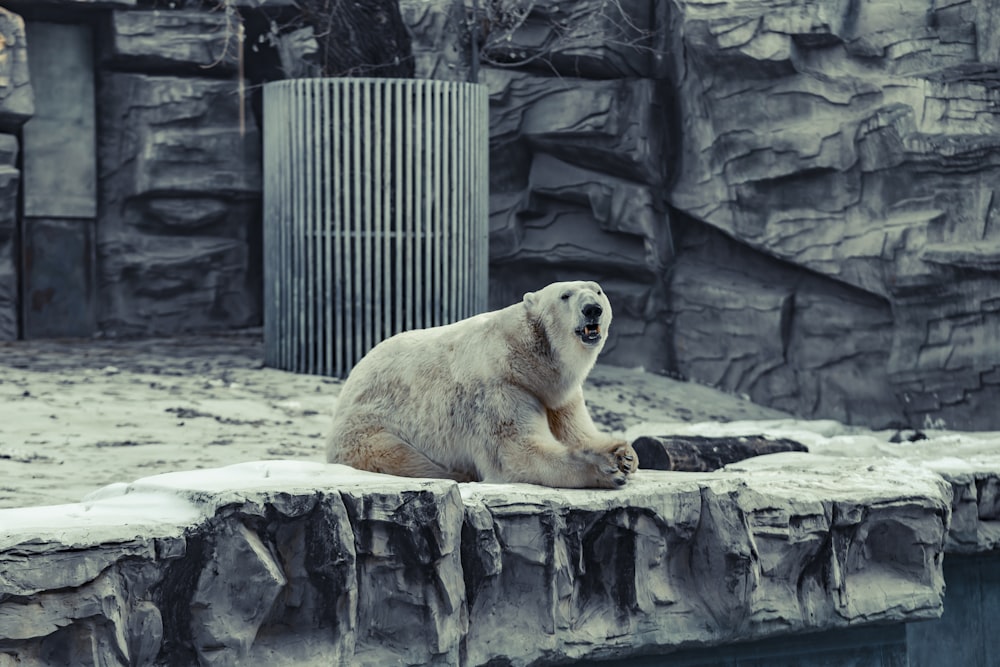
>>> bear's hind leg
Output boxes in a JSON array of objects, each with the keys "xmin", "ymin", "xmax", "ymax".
[{"xmin": 330, "ymin": 428, "xmax": 476, "ymax": 482}]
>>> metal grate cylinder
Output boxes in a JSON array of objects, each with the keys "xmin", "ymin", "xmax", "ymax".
[{"xmin": 262, "ymin": 78, "xmax": 489, "ymax": 376}]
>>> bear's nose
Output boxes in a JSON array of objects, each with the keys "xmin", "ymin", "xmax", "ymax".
[{"xmin": 582, "ymin": 303, "xmax": 603, "ymax": 320}]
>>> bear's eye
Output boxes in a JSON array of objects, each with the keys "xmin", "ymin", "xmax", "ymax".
[{"xmin": 560, "ymin": 293, "xmax": 571, "ymax": 301}]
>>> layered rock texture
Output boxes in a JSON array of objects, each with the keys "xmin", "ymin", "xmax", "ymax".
[
  {"xmin": 0, "ymin": 1, "xmax": 260, "ymax": 338},
  {"xmin": 667, "ymin": 0, "xmax": 1000, "ymax": 431},
  {"xmin": 2, "ymin": 0, "xmax": 999, "ymax": 430},
  {"xmin": 482, "ymin": 0, "xmax": 674, "ymax": 371},
  {"xmin": 0, "ymin": 457, "xmax": 952, "ymax": 666},
  {"xmin": 0, "ymin": 0, "xmax": 467, "ymax": 342},
  {"xmin": 0, "ymin": 7, "xmax": 30, "ymax": 340},
  {"xmin": 483, "ymin": 0, "xmax": 1000, "ymax": 430},
  {"xmin": 97, "ymin": 9, "xmax": 261, "ymax": 336}
]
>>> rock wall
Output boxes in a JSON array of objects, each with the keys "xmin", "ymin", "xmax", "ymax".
[
  {"xmin": 96, "ymin": 9, "xmax": 261, "ymax": 336},
  {"xmin": 0, "ymin": 7, "xmax": 31, "ymax": 340},
  {"xmin": 485, "ymin": 0, "xmax": 1000, "ymax": 430},
  {"xmin": 2, "ymin": 0, "xmax": 999, "ymax": 429},
  {"xmin": 0, "ymin": 458, "xmax": 952, "ymax": 666},
  {"xmin": 0, "ymin": 0, "xmax": 467, "ymax": 341},
  {"xmin": 481, "ymin": 0, "xmax": 675, "ymax": 371},
  {"xmin": 665, "ymin": 0, "xmax": 1000, "ymax": 430},
  {"xmin": 0, "ymin": 1, "xmax": 264, "ymax": 338}
]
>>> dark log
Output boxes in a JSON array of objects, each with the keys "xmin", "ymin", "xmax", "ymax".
[{"xmin": 632, "ymin": 435, "xmax": 808, "ymax": 472}]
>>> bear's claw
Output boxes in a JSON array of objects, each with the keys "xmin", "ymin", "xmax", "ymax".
[{"xmin": 613, "ymin": 442, "xmax": 639, "ymax": 475}]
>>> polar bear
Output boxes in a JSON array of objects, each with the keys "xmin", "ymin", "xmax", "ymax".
[{"xmin": 326, "ymin": 280, "xmax": 638, "ymax": 488}]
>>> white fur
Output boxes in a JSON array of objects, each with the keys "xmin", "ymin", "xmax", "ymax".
[{"xmin": 326, "ymin": 280, "xmax": 638, "ymax": 488}]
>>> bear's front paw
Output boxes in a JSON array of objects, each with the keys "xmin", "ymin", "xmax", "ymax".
[
  {"xmin": 589, "ymin": 441, "xmax": 638, "ymax": 488},
  {"xmin": 614, "ymin": 441, "xmax": 638, "ymax": 475}
]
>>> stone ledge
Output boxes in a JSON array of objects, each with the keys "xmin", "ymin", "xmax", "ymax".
[
  {"xmin": 0, "ymin": 457, "xmax": 950, "ymax": 666},
  {"xmin": 638, "ymin": 420, "xmax": 1000, "ymax": 555}
]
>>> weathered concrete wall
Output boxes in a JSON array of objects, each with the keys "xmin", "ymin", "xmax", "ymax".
[{"xmin": 0, "ymin": 456, "xmax": 952, "ymax": 666}]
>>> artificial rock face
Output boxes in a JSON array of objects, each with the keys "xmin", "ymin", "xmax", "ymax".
[
  {"xmin": 665, "ymin": 0, "xmax": 1000, "ymax": 429},
  {"xmin": 0, "ymin": 8, "xmax": 28, "ymax": 341},
  {"xmin": 96, "ymin": 72, "xmax": 261, "ymax": 336},
  {"xmin": 0, "ymin": 458, "xmax": 952, "ymax": 666},
  {"xmin": 484, "ymin": 0, "xmax": 1000, "ymax": 429}
]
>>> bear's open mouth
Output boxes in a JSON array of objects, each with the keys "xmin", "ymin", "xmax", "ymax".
[{"xmin": 577, "ymin": 323, "xmax": 602, "ymax": 345}]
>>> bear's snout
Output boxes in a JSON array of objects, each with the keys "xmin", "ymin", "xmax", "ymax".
[{"xmin": 582, "ymin": 303, "xmax": 603, "ymax": 320}]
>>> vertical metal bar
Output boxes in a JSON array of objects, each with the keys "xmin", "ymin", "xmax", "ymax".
[
  {"xmin": 332, "ymin": 79, "xmax": 344, "ymax": 377},
  {"xmin": 299, "ymin": 79, "xmax": 309, "ymax": 371},
  {"xmin": 372, "ymin": 81, "xmax": 383, "ymax": 349},
  {"xmin": 455, "ymin": 81, "xmax": 464, "ymax": 319},
  {"xmin": 286, "ymin": 80, "xmax": 295, "ymax": 370},
  {"xmin": 338, "ymin": 81, "xmax": 358, "ymax": 369},
  {"xmin": 468, "ymin": 84, "xmax": 477, "ymax": 315},
  {"xmin": 478, "ymin": 85, "xmax": 489, "ymax": 311},
  {"xmin": 413, "ymin": 81, "xmax": 423, "ymax": 329},
  {"xmin": 291, "ymin": 80, "xmax": 302, "ymax": 370},
  {"xmin": 282, "ymin": 82, "xmax": 291, "ymax": 368},
  {"xmin": 321, "ymin": 80, "xmax": 332, "ymax": 375},
  {"xmin": 262, "ymin": 85, "xmax": 273, "ymax": 367},
  {"xmin": 457, "ymin": 83, "xmax": 464, "ymax": 320},
  {"xmin": 361, "ymin": 80, "xmax": 373, "ymax": 357},
  {"xmin": 404, "ymin": 81, "xmax": 415, "ymax": 332},
  {"xmin": 283, "ymin": 82, "xmax": 292, "ymax": 369},
  {"xmin": 382, "ymin": 81, "xmax": 393, "ymax": 340},
  {"xmin": 423, "ymin": 82, "xmax": 433, "ymax": 327},
  {"xmin": 306, "ymin": 82, "xmax": 317, "ymax": 375},
  {"xmin": 389, "ymin": 81, "xmax": 406, "ymax": 334},
  {"xmin": 352, "ymin": 80, "xmax": 363, "ymax": 366},
  {"xmin": 472, "ymin": 84, "xmax": 480, "ymax": 312},
  {"xmin": 272, "ymin": 83, "xmax": 285, "ymax": 369},
  {"xmin": 430, "ymin": 81, "xmax": 444, "ymax": 326},
  {"xmin": 439, "ymin": 82, "xmax": 450, "ymax": 326},
  {"xmin": 394, "ymin": 80, "xmax": 404, "ymax": 336},
  {"xmin": 464, "ymin": 83, "xmax": 474, "ymax": 317},
  {"xmin": 315, "ymin": 81, "xmax": 325, "ymax": 375},
  {"xmin": 313, "ymin": 82, "xmax": 322, "ymax": 375},
  {"xmin": 446, "ymin": 83, "xmax": 457, "ymax": 323},
  {"xmin": 459, "ymin": 83, "xmax": 470, "ymax": 318},
  {"xmin": 432, "ymin": 80, "xmax": 442, "ymax": 327}
]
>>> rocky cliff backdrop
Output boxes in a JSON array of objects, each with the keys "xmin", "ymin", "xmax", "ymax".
[
  {"xmin": 479, "ymin": 0, "xmax": 1000, "ymax": 431},
  {"xmin": 0, "ymin": 0, "xmax": 998, "ymax": 431}
]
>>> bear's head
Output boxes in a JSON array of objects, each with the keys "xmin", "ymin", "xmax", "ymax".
[{"xmin": 522, "ymin": 281, "xmax": 613, "ymax": 354}]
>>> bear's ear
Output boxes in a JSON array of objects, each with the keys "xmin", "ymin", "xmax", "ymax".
[{"xmin": 522, "ymin": 291, "xmax": 537, "ymax": 313}]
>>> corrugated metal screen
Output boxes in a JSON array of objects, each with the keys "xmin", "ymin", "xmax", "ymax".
[{"xmin": 263, "ymin": 78, "xmax": 489, "ymax": 376}]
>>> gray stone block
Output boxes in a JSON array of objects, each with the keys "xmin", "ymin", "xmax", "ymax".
[
  {"xmin": 98, "ymin": 236, "xmax": 258, "ymax": 336},
  {"xmin": 0, "ymin": 7, "xmax": 33, "ymax": 132},
  {"xmin": 96, "ymin": 72, "xmax": 260, "ymax": 336},
  {"xmin": 108, "ymin": 10, "xmax": 238, "ymax": 72},
  {"xmin": 487, "ymin": 70, "xmax": 666, "ymax": 185}
]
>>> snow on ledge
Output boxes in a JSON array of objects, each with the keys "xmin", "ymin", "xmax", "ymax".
[{"xmin": 0, "ymin": 433, "xmax": 967, "ymax": 666}]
